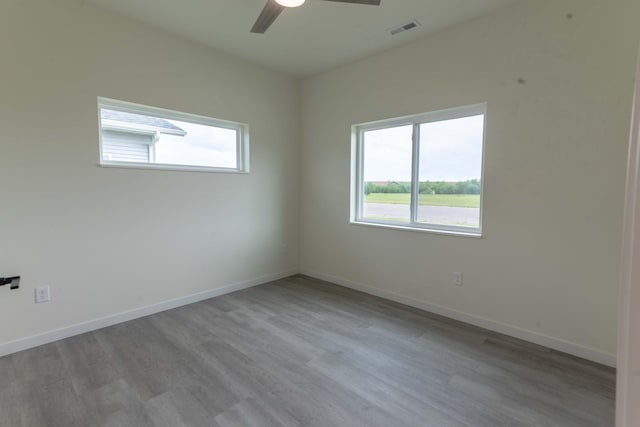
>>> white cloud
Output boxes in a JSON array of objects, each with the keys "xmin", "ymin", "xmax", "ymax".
[
  {"xmin": 154, "ymin": 120, "xmax": 237, "ymax": 168},
  {"xmin": 363, "ymin": 115, "xmax": 483, "ymax": 182}
]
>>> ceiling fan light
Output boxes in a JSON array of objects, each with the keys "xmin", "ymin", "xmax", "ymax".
[{"xmin": 275, "ymin": 0, "xmax": 305, "ymax": 7}]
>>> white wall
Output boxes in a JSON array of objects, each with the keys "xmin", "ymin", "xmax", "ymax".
[
  {"xmin": 300, "ymin": 0, "xmax": 640, "ymax": 363},
  {"xmin": 2, "ymin": 0, "xmax": 639, "ymax": 367},
  {"xmin": 0, "ymin": 0, "xmax": 299, "ymax": 348},
  {"xmin": 617, "ymin": 46, "xmax": 640, "ymax": 427}
]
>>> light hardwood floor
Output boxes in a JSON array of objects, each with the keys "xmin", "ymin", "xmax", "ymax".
[{"xmin": 0, "ymin": 275, "xmax": 615, "ymax": 426}]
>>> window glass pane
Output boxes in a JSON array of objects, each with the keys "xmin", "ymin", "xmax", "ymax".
[
  {"xmin": 362, "ymin": 125, "xmax": 413, "ymax": 223},
  {"xmin": 153, "ymin": 120, "xmax": 237, "ymax": 169},
  {"xmin": 100, "ymin": 106, "xmax": 240, "ymax": 170},
  {"xmin": 417, "ymin": 115, "xmax": 484, "ymax": 228}
]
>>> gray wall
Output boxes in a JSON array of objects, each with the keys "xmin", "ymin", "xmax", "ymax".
[
  {"xmin": 300, "ymin": 0, "xmax": 640, "ymax": 364},
  {"xmin": 0, "ymin": 0, "xmax": 300, "ymax": 347}
]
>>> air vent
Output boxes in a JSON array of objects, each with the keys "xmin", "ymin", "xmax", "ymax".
[{"xmin": 388, "ymin": 20, "xmax": 420, "ymax": 36}]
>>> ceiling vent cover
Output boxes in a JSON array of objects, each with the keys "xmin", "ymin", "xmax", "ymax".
[{"xmin": 388, "ymin": 20, "xmax": 420, "ymax": 36}]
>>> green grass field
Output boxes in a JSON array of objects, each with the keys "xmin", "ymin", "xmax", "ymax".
[{"xmin": 364, "ymin": 193, "xmax": 480, "ymax": 208}]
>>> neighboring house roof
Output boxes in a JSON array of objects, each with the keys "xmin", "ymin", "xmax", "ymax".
[{"xmin": 101, "ymin": 109, "xmax": 187, "ymax": 136}]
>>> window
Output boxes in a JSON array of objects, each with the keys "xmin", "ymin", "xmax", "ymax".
[
  {"xmin": 98, "ymin": 98, "xmax": 249, "ymax": 173},
  {"xmin": 352, "ymin": 104, "xmax": 486, "ymax": 235}
]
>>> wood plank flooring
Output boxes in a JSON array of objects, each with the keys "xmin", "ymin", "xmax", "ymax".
[{"xmin": 0, "ymin": 275, "xmax": 616, "ymax": 426}]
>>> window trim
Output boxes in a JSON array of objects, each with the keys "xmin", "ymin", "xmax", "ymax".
[
  {"xmin": 97, "ymin": 97, "xmax": 250, "ymax": 173},
  {"xmin": 351, "ymin": 103, "xmax": 487, "ymax": 237}
]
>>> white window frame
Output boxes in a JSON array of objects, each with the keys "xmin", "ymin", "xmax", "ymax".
[
  {"xmin": 97, "ymin": 97, "xmax": 250, "ymax": 173},
  {"xmin": 351, "ymin": 103, "xmax": 486, "ymax": 237}
]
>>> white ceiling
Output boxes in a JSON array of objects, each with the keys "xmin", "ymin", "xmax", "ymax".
[{"xmin": 86, "ymin": 0, "xmax": 521, "ymax": 77}]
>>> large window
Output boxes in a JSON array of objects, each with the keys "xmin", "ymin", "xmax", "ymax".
[
  {"xmin": 98, "ymin": 98, "xmax": 249, "ymax": 173},
  {"xmin": 352, "ymin": 104, "xmax": 486, "ymax": 235}
]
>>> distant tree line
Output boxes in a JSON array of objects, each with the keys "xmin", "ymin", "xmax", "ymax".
[{"xmin": 364, "ymin": 179, "xmax": 480, "ymax": 195}]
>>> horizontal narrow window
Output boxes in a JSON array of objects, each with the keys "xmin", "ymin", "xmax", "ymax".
[
  {"xmin": 352, "ymin": 104, "xmax": 486, "ymax": 236},
  {"xmin": 98, "ymin": 98, "xmax": 249, "ymax": 173}
]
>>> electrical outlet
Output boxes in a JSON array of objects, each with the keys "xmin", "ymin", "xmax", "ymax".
[
  {"xmin": 35, "ymin": 286, "xmax": 50, "ymax": 303},
  {"xmin": 453, "ymin": 272, "xmax": 463, "ymax": 286}
]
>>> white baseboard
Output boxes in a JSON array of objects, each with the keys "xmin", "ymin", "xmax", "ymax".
[
  {"xmin": 0, "ymin": 269, "xmax": 298, "ymax": 358},
  {"xmin": 301, "ymin": 269, "xmax": 616, "ymax": 367},
  {"xmin": 2, "ymin": 268, "xmax": 616, "ymax": 368}
]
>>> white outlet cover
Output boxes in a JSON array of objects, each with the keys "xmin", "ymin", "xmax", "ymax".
[
  {"xmin": 35, "ymin": 286, "xmax": 51, "ymax": 303},
  {"xmin": 453, "ymin": 272, "xmax": 463, "ymax": 286}
]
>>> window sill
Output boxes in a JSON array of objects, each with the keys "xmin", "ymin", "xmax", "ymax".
[
  {"xmin": 98, "ymin": 161, "xmax": 249, "ymax": 174},
  {"xmin": 350, "ymin": 220, "xmax": 482, "ymax": 238}
]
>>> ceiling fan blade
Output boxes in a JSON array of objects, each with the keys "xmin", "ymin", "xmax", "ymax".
[
  {"xmin": 319, "ymin": 0, "xmax": 381, "ymax": 5},
  {"xmin": 250, "ymin": 0, "xmax": 286, "ymax": 34}
]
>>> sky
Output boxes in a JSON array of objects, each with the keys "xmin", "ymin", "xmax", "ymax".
[
  {"xmin": 363, "ymin": 114, "xmax": 484, "ymax": 182},
  {"xmin": 116, "ymin": 112, "xmax": 482, "ymax": 176},
  {"xmin": 154, "ymin": 119, "xmax": 237, "ymax": 168}
]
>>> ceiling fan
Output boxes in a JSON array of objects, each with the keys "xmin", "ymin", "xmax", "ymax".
[{"xmin": 251, "ymin": 0, "xmax": 382, "ymax": 34}]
